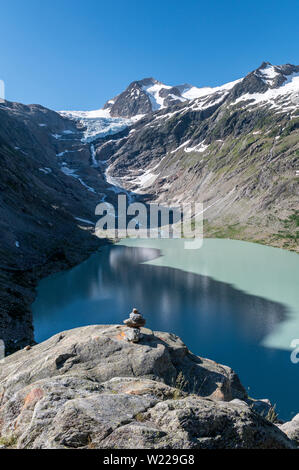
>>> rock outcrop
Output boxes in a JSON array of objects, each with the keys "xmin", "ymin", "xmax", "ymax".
[
  {"xmin": 102, "ymin": 78, "xmax": 186, "ymax": 118},
  {"xmin": 278, "ymin": 414, "xmax": 299, "ymax": 445},
  {"xmin": 0, "ymin": 325, "xmax": 296, "ymax": 449}
]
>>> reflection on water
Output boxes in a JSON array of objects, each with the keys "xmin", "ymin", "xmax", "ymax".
[{"xmin": 33, "ymin": 243, "xmax": 299, "ymax": 420}]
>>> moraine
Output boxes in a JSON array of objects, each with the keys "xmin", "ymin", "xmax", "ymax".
[{"xmin": 32, "ymin": 238, "xmax": 299, "ymax": 421}]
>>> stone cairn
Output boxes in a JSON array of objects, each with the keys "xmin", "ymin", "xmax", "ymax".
[{"xmin": 123, "ymin": 308, "xmax": 146, "ymax": 343}]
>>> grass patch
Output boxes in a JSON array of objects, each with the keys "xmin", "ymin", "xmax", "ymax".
[
  {"xmin": 265, "ymin": 405, "xmax": 278, "ymax": 424},
  {"xmin": 283, "ymin": 210, "xmax": 299, "ymax": 228},
  {"xmin": 0, "ymin": 434, "xmax": 18, "ymax": 448},
  {"xmin": 135, "ymin": 412, "xmax": 147, "ymax": 422}
]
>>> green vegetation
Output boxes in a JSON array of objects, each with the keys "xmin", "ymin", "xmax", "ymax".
[
  {"xmin": 265, "ymin": 405, "xmax": 278, "ymax": 424},
  {"xmin": 283, "ymin": 210, "xmax": 299, "ymax": 228},
  {"xmin": 171, "ymin": 371, "xmax": 188, "ymax": 399},
  {"xmin": 207, "ymin": 223, "xmax": 247, "ymax": 239},
  {"xmin": 135, "ymin": 412, "xmax": 147, "ymax": 422},
  {"xmin": 0, "ymin": 434, "xmax": 17, "ymax": 448},
  {"xmin": 171, "ymin": 371, "xmax": 207, "ymax": 399},
  {"xmin": 281, "ymin": 118, "xmax": 299, "ymax": 137},
  {"xmin": 272, "ymin": 211, "xmax": 299, "ymax": 247}
]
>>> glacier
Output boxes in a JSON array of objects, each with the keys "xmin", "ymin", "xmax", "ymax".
[{"xmin": 59, "ymin": 108, "xmax": 143, "ymax": 143}]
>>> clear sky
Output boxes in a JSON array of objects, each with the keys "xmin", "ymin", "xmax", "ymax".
[{"xmin": 1, "ymin": 0, "xmax": 298, "ymax": 110}]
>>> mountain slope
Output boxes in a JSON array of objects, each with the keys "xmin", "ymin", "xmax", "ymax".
[
  {"xmin": 0, "ymin": 101, "xmax": 112, "ymax": 352},
  {"xmin": 90, "ymin": 62, "xmax": 299, "ymax": 250}
]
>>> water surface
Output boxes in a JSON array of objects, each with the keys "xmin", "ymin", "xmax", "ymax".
[{"xmin": 32, "ymin": 238, "xmax": 299, "ymax": 420}]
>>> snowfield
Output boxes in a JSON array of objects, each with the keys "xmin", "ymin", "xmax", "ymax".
[{"xmin": 232, "ymin": 71, "xmax": 299, "ymax": 112}]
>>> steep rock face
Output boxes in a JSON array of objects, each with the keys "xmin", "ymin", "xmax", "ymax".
[
  {"xmin": 104, "ymin": 78, "xmax": 154, "ymax": 117},
  {"xmin": 0, "ymin": 325, "xmax": 295, "ymax": 449},
  {"xmin": 103, "ymin": 77, "xmax": 189, "ymax": 118}
]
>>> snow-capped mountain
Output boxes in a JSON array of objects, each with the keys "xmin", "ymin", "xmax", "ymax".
[
  {"xmin": 59, "ymin": 76, "xmax": 244, "ymax": 140},
  {"xmin": 59, "ymin": 62, "xmax": 299, "ymax": 143},
  {"xmin": 66, "ymin": 61, "xmax": 299, "ymax": 122},
  {"xmin": 100, "ymin": 76, "xmax": 244, "ymax": 117},
  {"xmin": 230, "ymin": 62, "xmax": 299, "ymax": 111}
]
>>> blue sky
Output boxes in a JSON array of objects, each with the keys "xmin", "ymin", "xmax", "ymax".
[{"xmin": 1, "ymin": 0, "xmax": 298, "ymax": 110}]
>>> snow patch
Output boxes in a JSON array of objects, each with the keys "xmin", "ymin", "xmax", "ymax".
[
  {"xmin": 185, "ymin": 141, "xmax": 209, "ymax": 153},
  {"xmin": 231, "ymin": 72, "xmax": 299, "ymax": 111},
  {"xmin": 171, "ymin": 140, "xmax": 191, "ymax": 154},
  {"xmin": 39, "ymin": 167, "xmax": 52, "ymax": 174},
  {"xmin": 142, "ymin": 82, "xmax": 171, "ymax": 110},
  {"xmin": 90, "ymin": 144, "xmax": 98, "ymax": 167},
  {"xmin": 255, "ymin": 65, "xmax": 279, "ymax": 85},
  {"xmin": 181, "ymin": 78, "xmax": 242, "ymax": 101},
  {"xmin": 60, "ymin": 165, "xmax": 96, "ymax": 193},
  {"xmin": 74, "ymin": 217, "xmax": 95, "ymax": 225},
  {"xmin": 133, "ymin": 171, "xmax": 158, "ymax": 188}
]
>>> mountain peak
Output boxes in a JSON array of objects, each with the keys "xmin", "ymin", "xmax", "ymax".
[
  {"xmin": 103, "ymin": 77, "xmax": 187, "ymax": 118},
  {"xmin": 258, "ymin": 61, "xmax": 272, "ymax": 69},
  {"xmin": 135, "ymin": 77, "xmax": 159, "ymax": 87}
]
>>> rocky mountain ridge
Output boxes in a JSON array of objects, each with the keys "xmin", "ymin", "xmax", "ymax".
[
  {"xmin": 99, "ymin": 61, "xmax": 299, "ymax": 118},
  {"xmin": 102, "ymin": 77, "xmax": 204, "ymax": 117}
]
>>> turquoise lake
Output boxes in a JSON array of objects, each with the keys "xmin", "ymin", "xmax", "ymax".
[{"xmin": 32, "ymin": 238, "xmax": 299, "ymax": 420}]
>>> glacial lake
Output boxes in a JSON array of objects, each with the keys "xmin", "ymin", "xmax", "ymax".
[{"xmin": 32, "ymin": 238, "xmax": 299, "ymax": 420}]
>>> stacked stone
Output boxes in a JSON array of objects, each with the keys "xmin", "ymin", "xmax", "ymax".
[{"xmin": 123, "ymin": 308, "xmax": 146, "ymax": 343}]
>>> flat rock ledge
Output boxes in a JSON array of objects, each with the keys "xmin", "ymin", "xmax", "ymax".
[{"xmin": 0, "ymin": 325, "xmax": 297, "ymax": 449}]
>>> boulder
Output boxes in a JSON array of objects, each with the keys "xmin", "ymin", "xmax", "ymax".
[
  {"xmin": 0, "ymin": 325, "xmax": 296, "ymax": 449},
  {"xmin": 0, "ymin": 325, "xmax": 246, "ymax": 402},
  {"xmin": 123, "ymin": 327, "xmax": 141, "ymax": 343},
  {"xmin": 278, "ymin": 414, "xmax": 299, "ymax": 444}
]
